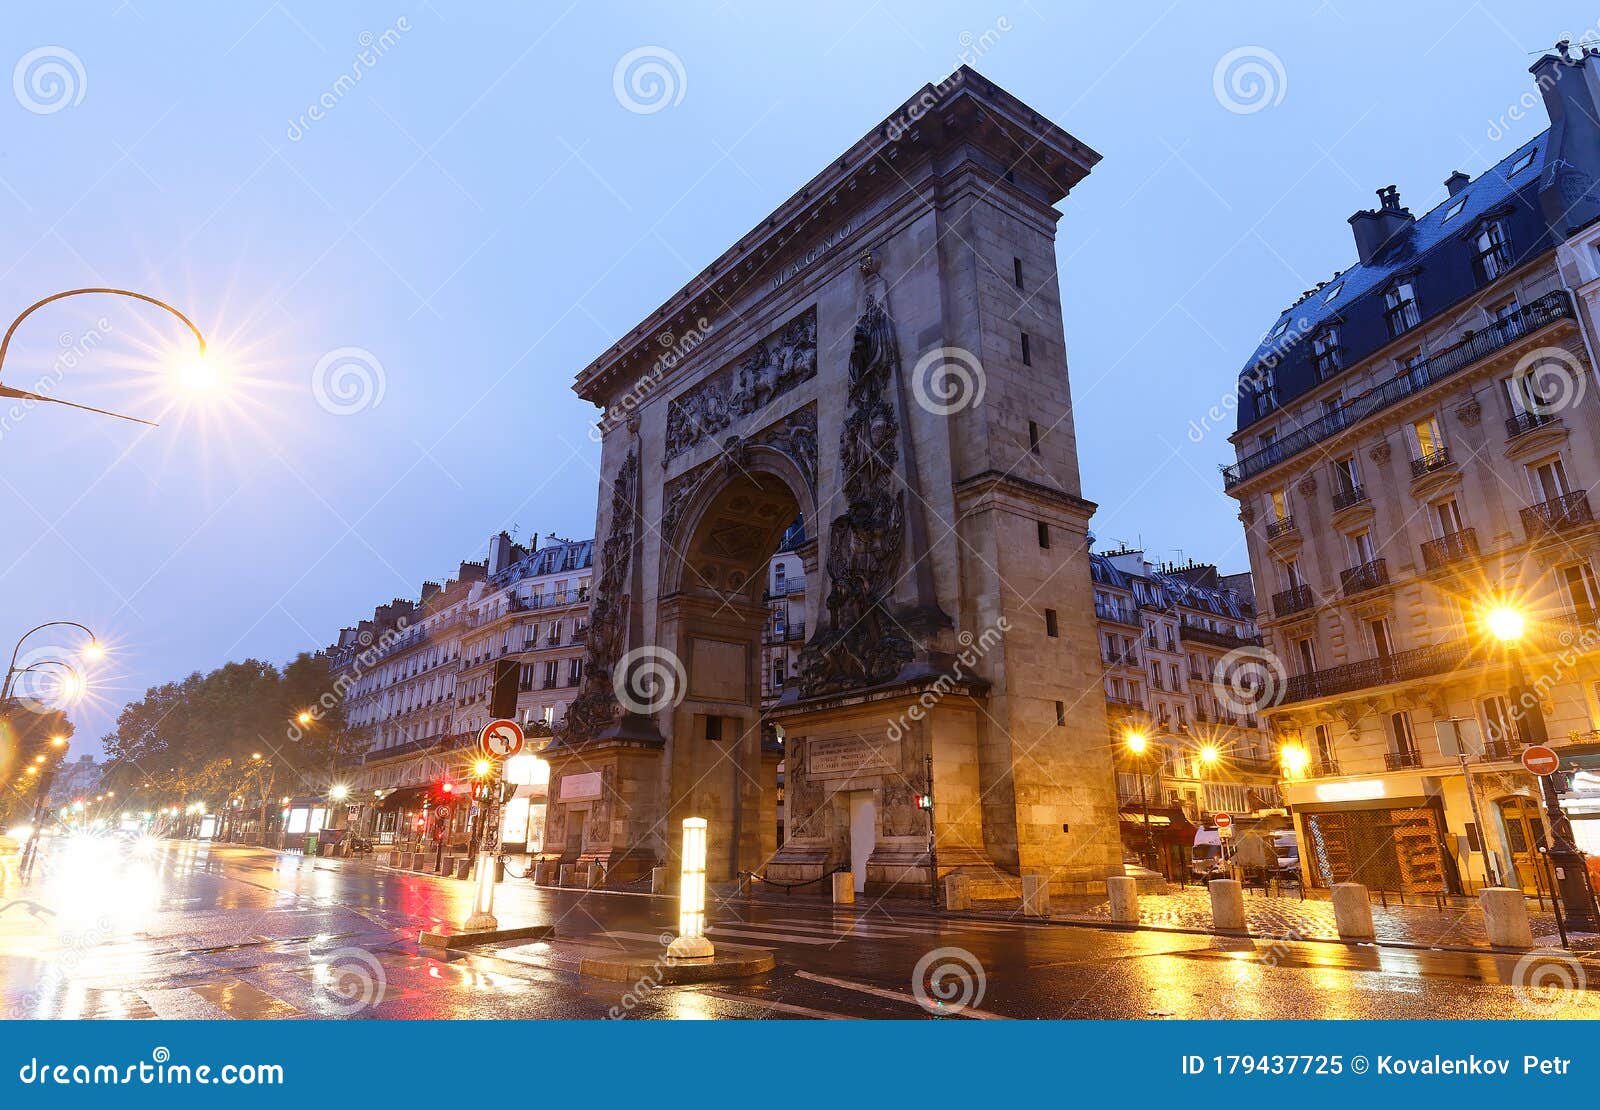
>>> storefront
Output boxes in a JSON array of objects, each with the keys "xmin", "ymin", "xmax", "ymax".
[
  {"xmin": 1118, "ymin": 805, "xmax": 1197, "ymax": 878},
  {"xmin": 499, "ymin": 751, "xmax": 550, "ymax": 855}
]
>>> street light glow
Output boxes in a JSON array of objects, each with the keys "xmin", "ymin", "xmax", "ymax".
[
  {"xmin": 80, "ymin": 639, "xmax": 105, "ymax": 662},
  {"xmin": 329, "ymin": 784, "xmax": 349, "ymax": 801},
  {"xmin": 1125, "ymin": 730, "xmax": 1148, "ymax": 755},
  {"xmin": 1485, "ymin": 605, "xmax": 1526, "ymax": 643},
  {"xmin": 1281, "ymin": 743, "xmax": 1310, "ymax": 778},
  {"xmin": 296, "ymin": 710, "xmax": 314, "ymax": 727},
  {"xmin": 1199, "ymin": 744, "xmax": 1220, "ymax": 765},
  {"xmin": 175, "ymin": 354, "xmax": 222, "ymax": 395}
]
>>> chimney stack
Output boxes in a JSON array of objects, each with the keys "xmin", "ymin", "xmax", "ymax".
[
  {"xmin": 1531, "ymin": 45, "xmax": 1600, "ymax": 237},
  {"xmin": 1444, "ymin": 170, "xmax": 1470, "ymax": 196},
  {"xmin": 1348, "ymin": 185, "xmax": 1415, "ymax": 265}
]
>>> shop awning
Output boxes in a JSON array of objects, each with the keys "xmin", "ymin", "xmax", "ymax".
[
  {"xmin": 374, "ymin": 784, "xmax": 431, "ymax": 813},
  {"xmin": 1119, "ymin": 806, "xmax": 1197, "ymax": 845}
]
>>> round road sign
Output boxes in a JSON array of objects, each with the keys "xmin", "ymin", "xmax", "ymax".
[
  {"xmin": 1215, "ymin": 812, "xmax": 1233, "ymax": 829},
  {"xmin": 1522, "ymin": 745, "xmax": 1560, "ymax": 777},
  {"xmin": 479, "ymin": 718, "xmax": 525, "ymax": 760}
]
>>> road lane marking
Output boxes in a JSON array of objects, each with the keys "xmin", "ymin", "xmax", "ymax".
[
  {"xmin": 793, "ymin": 969, "xmax": 1010, "ymax": 1020},
  {"xmin": 705, "ymin": 926, "xmax": 840, "ymax": 946},
  {"xmin": 699, "ymin": 991, "xmax": 859, "ymax": 1019}
]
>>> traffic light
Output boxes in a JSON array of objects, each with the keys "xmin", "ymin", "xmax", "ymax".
[
  {"xmin": 471, "ymin": 781, "xmax": 492, "ymax": 802},
  {"xmin": 914, "ymin": 793, "xmax": 933, "ymax": 810}
]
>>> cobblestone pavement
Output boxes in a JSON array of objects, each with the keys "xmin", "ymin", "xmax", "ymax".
[{"xmin": 1055, "ymin": 886, "xmax": 1585, "ymax": 949}]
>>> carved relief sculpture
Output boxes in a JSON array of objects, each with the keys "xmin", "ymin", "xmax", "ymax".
[
  {"xmin": 663, "ymin": 307, "xmax": 818, "ymax": 461},
  {"xmin": 798, "ymin": 265, "xmax": 914, "ymax": 695},
  {"xmin": 563, "ymin": 449, "xmax": 639, "ymax": 741}
]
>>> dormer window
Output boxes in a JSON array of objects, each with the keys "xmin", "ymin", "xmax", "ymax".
[
  {"xmin": 1321, "ymin": 282, "xmax": 1344, "ymax": 305},
  {"xmin": 1472, "ymin": 220, "xmax": 1513, "ymax": 284},
  {"xmin": 1269, "ymin": 318, "xmax": 1291, "ymax": 339},
  {"xmin": 1311, "ymin": 327, "xmax": 1343, "ymax": 380},
  {"xmin": 1384, "ymin": 280, "xmax": 1420, "ymax": 337},
  {"xmin": 1508, "ymin": 148, "xmax": 1536, "ymax": 177},
  {"xmin": 1443, "ymin": 196, "xmax": 1468, "ymax": 223}
]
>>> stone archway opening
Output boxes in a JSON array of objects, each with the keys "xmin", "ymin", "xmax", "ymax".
[{"xmin": 660, "ymin": 464, "xmax": 811, "ymax": 882}]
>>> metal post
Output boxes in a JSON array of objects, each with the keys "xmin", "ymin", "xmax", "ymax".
[
  {"xmin": 925, "ymin": 753, "xmax": 938, "ymax": 909},
  {"xmin": 1457, "ymin": 751, "xmax": 1500, "ymax": 887}
]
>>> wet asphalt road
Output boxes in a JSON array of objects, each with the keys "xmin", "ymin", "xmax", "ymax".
[{"xmin": 2, "ymin": 840, "xmax": 1596, "ymax": 1020}]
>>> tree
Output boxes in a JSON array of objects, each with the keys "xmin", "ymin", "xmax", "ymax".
[{"xmin": 0, "ymin": 702, "xmax": 74, "ymax": 828}]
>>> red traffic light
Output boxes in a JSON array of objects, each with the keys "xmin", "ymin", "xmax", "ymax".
[
  {"xmin": 440, "ymin": 781, "xmax": 455, "ymax": 794},
  {"xmin": 914, "ymin": 793, "xmax": 933, "ymax": 810}
]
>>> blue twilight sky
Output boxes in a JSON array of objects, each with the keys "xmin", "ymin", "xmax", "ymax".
[{"xmin": 1, "ymin": 1, "xmax": 1593, "ymax": 752}]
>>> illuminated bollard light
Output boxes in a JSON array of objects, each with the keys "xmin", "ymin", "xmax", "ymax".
[
  {"xmin": 464, "ymin": 849, "xmax": 499, "ymax": 931},
  {"xmin": 666, "ymin": 817, "xmax": 713, "ymax": 960},
  {"xmin": 1480, "ymin": 887, "xmax": 1533, "ymax": 948}
]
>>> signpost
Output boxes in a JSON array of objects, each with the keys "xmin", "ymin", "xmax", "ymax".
[
  {"xmin": 480, "ymin": 718, "xmax": 525, "ymax": 760},
  {"xmin": 464, "ymin": 720, "xmax": 525, "ymax": 932},
  {"xmin": 1522, "ymin": 745, "xmax": 1560, "ymax": 777},
  {"xmin": 1437, "ymin": 718, "xmax": 1502, "ymax": 888}
]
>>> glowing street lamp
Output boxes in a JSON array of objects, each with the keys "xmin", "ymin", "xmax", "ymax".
[
  {"xmin": 1483, "ymin": 600, "xmax": 1600, "ymax": 930},
  {"xmin": 1280, "ymin": 743, "xmax": 1310, "ymax": 780},
  {"xmin": 1, "ymin": 620, "xmax": 101, "ymax": 703},
  {"xmin": 328, "ymin": 784, "xmax": 349, "ymax": 802},
  {"xmin": 667, "ymin": 817, "xmax": 713, "ymax": 960},
  {"xmin": 1198, "ymin": 744, "xmax": 1221, "ymax": 767},
  {"xmin": 295, "ymin": 710, "xmax": 314, "ymax": 728}
]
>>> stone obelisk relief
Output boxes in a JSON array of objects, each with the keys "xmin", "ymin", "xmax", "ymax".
[{"xmin": 553, "ymin": 67, "xmax": 1122, "ymax": 895}]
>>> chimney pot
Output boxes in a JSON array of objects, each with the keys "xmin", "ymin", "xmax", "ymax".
[{"xmin": 1444, "ymin": 170, "xmax": 1470, "ymax": 196}]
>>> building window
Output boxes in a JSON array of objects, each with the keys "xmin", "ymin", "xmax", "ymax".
[
  {"xmin": 1411, "ymin": 414, "xmax": 1445, "ymax": 465},
  {"xmin": 1037, "ymin": 521, "xmax": 1050, "ymax": 549},
  {"xmin": 1313, "ymin": 723, "xmax": 1336, "ymax": 768},
  {"xmin": 1384, "ymin": 280, "xmax": 1420, "ymax": 337},
  {"xmin": 1368, "ymin": 618, "xmax": 1393, "ymax": 659},
  {"xmin": 1332, "ymin": 454, "xmax": 1361, "ymax": 499},
  {"xmin": 1560, "ymin": 562, "xmax": 1600, "ymax": 625},
  {"xmin": 543, "ymin": 661, "xmax": 559, "ymax": 688},
  {"xmin": 1311, "ymin": 327, "xmax": 1342, "ymax": 379},
  {"xmin": 1390, "ymin": 711, "xmax": 1418, "ymax": 756},
  {"xmin": 1045, "ymin": 608, "xmax": 1059, "ymax": 637},
  {"xmin": 1054, "ymin": 700, "xmax": 1066, "ymax": 726},
  {"xmin": 1294, "ymin": 637, "xmax": 1316, "ymax": 675},
  {"xmin": 705, "ymin": 715, "xmax": 722, "ymax": 742},
  {"xmin": 568, "ymin": 658, "xmax": 583, "ymax": 684},
  {"xmin": 1013, "ymin": 257, "xmax": 1025, "ymax": 290},
  {"xmin": 1472, "ymin": 220, "xmax": 1513, "ymax": 284},
  {"xmin": 1529, "ymin": 457, "xmax": 1571, "ymax": 503},
  {"xmin": 1482, "ymin": 695, "xmax": 1517, "ymax": 751},
  {"xmin": 1021, "ymin": 331, "xmax": 1032, "ymax": 366},
  {"xmin": 1028, "ymin": 420, "xmax": 1041, "ymax": 453},
  {"xmin": 773, "ymin": 659, "xmax": 786, "ymax": 689}
]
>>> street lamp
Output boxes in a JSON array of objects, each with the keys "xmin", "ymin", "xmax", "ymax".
[
  {"xmin": 1485, "ymin": 603, "xmax": 1600, "ymax": 931},
  {"xmin": 2, "ymin": 621, "xmax": 102, "ymax": 703},
  {"xmin": 0, "ymin": 287, "xmax": 208, "ymax": 427},
  {"xmin": 1124, "ymin": 730, "xmax": 1159, "ymax": 874},
  {"xmin": 1279, "ymin": 742, "xmax": 1310, "ymax": 780}
]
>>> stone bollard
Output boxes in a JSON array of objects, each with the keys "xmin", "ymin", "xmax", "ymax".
[
  {"xmin": 831, "ymin": 872, "xmax": 855, "ymax": 904},
  {"xmin": 1022, "ymin": 874, "xmax": 1051, "ymax": 917},
  {"xmin": 534, "ymin": 860, "xmax": 554, "ymax": 885},
  {"xmin": 1480, "ymin": 887, "xmax": 1534, "ymax": 948},
  {"xmin": 1106, "ymin": 875, "xmax": 1139, "ymax": 923},
  {"xmin": 587, "ymin": 861, "xmax": 606, "ymax": 889},
  {"xmin": 651, "ymin": 866, "xmax": 667, "ymax": 894},
  {"xmin": 1331, "ymin": 882, "xmax": 1375, "ymax": 940},
  {"xmin": 943, "ymin": 873, "xmax": 971, "ymax": 912},
  {"xmin": 1208, "ymin": 878, "xmax": 1246, "ymax": 932},
  {"xmin": 454, "ymin": 858, "xmax": 472, "ymax": 880},
  {"xmin": 559, "ymin": 863, "xmax": 575, "ymax": 888}
]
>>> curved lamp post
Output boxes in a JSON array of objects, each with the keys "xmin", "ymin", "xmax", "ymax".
[
  {"xmin": 2, "ymin": 620, "xmax": 99, "ymax": 703},
  {"xmin": 0, "ymin": 287, "xmax": 208, "ymax": 427}
]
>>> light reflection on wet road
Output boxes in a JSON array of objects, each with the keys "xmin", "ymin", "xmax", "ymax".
[{"xmin": 1, "ymin": 841, "xmax": 1595, "ymax": 1020}]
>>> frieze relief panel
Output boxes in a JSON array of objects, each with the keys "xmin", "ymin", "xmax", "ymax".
[
  {"xmin": 658, "ymin": 403, "xmax": 818, "ymax": 547},
  {"xmin": 663, "ymin": 306, "xmax": 817, "ymax": 462}
]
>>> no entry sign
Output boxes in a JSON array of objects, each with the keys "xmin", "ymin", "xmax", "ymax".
[
  {"xmin": 1215, "ymin": 812, "xmax": 1233, "ymax": 829},
  {"xmin": 479, "ymin": 718, "xmax": 525, "ymax": 760},
  {"xmin": 1521, "ymin": 745, "xmax": 1560, "ymax": 777}
]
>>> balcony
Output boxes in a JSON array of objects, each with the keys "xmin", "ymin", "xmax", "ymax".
[
  {"xmin": 1313, "ymin": 758, "xmax": 1342, "ymax": 777},
  {"xmin": 1330, "ymin": 484, "xmax": 1368, "ymax": 511},
  {"xmin": 1506, "ymin": 410, "xmax": 1558, "ymax": 440},
  {"xmin": 1385, "ymin": 749, "xmax": 1424, "ymax": 771},
  {"xmin": 1283, "ymin": 639, "xmax": 1471, "ymax": 704},
  {"xmin": 1272, "ymin": 584, "xmax": 1314, "ymax": 617},
  {"xmin": 1266, "ymin": 515, "xmax": 1297, "ymax": 540},
  {"xmin": 1521, "ymin": 490, "xmax": 1594, "ymax": 541},
  {"xmin": 1178, "ymin": 620, "xmax": 1261, "ymax": 650},
  {"xmin": 1339, "ymin": 557, "xmax": 1389, "ymax": 597},
  {"xmin": 1421, "ymin": 528, "xmax": 1480, "ymax": 570},
  {"xmin": 1094, "ymin": 600, "xmax": 1140, "ymax": 627},
  {"xmin": 1223, "ymin": 291, "xmax": 1575, "ymax": 489},
  {"xmin": 1410, "ymin": 446, "xmax": 1452, "ymax": 478}
]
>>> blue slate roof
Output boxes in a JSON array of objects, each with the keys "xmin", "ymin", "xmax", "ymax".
[{"xmin": 1234, "ymin": 131, "xmax": 1554, "ymax": 432}]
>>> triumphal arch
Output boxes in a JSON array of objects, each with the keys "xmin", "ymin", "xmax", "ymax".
[{"xmin": 544, "ymin": 68, "xmax": 1122, "ymax": 899}]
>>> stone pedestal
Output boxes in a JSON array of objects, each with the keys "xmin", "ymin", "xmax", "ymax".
[
  {"xmin": 1330, "ymin": 883, "xmax": 1374, "ymax": 940},
  {"xmin": 943, "ymin": 873, "xmax": 971, "ymax": 911},
  {"xmin": 559, "ymin": 863, "xmax": 576, "ymax": 888},
  {"xmin": 1022, "ymin": 874, "xmax": 1051, "ymax": 917},
  {"xmin": 1208, "ymin": 879, "xmax": 1246, "ymax": 932},
  {"xmin": 1106, "ymin": 875, "xmax": 1138, "ymax": 923},
  {"xmin": 1480, "ymin": 887, "xmax": 1533, "ymax": 948},
  {"xmin": 832, "ymin": 872, "xmax": 855, "ymax": 904},
  {"xmin": 587, "ymin": 861, "xmax": 606, "ymax": 889}
]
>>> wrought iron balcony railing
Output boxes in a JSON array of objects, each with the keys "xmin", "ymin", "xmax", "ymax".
[
  {"xmin": 1094, "ymin": 600, "xmax": 1141, "ymax": 627},
  {"xmin": 1266, "ymin": 515, "xmax": 1297, "ymax": 540},
  {"xmin": 1223, "ymin": 291, "xmax": 1575, "ymax": 489},
  {"xmin": 1410, "ymin": 446, "xmax": 1452, "ymax": 478},
  {"xmin": 1421, "ymin": 528, "xmax": 1480, "ymax": 570},
  {"xmin": 1340, "ymin": 557, "xmax": 1389, "ymax": 597},
  {"xmin": 1385, "ymin": 749, "xmax": 1424, "ymax": 771},
  {"xmin": 1178, "ymin": 620, "xmax": 1261, "ymax": 649},
  {"xmin": 1331, "ymin": 484, "xmax": 1368, "ymax": 510},
  {"xmin": 1505, "ymin": 410, "xmax": 1558, "ymax": 440},
  {"xmin": 1272, "ymin": 584, "xmax": 1314, "ymax": 617},
  {"xmin": 1521, "ymin": 490, "xmax": 1594, "ymax": 541},
  {"xmin": 1283, "ymin": 640, "xmax": 1471, "ymax": 704}
]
